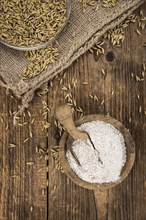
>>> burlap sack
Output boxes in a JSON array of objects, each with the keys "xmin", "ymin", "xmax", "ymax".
[{"xmin": 0, "ymin": 0, "xmax": 144, "ymax": 107}]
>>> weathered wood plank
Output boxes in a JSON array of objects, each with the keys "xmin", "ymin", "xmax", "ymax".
[
  {"xmin": 0, "ymin": 3, "xmax": 146, "ymax": 220},
  {"xmin": 0, "ymin": 90, "xmax": 48, "ymax": 220},
  {"xmin": 0, "ymin": 88, "xmax": 9, "ymax": 220},
  {"xmin": 47, "ymin": 3, "xmax": 146, "ymax": 220}
]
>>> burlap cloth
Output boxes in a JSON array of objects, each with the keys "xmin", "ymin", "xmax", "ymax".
[{"xmin": 0, "ymin": 0, "xmax": 144, "ymax": 108}]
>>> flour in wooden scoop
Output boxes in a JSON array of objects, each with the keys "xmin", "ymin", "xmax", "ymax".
[{"xmin": 66, "ymin": 121, "xmax": 126, "ymax": 184}]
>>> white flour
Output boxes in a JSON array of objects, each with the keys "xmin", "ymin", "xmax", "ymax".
[{"xmin": 66, "ymin": 120, "xmax": 126, "ymax": 184}]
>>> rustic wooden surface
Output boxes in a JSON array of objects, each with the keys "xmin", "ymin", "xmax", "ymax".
[{"xmin": 0, "ymin": 3, "xmax": 146, "ymax": 220}]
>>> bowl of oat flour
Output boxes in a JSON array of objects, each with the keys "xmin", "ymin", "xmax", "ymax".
[{"xmin": 59, "ymin": 114, "xmax": 135, "ymax": 190}]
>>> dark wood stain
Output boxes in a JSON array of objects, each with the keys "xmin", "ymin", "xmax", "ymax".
[{"xmin": 0, "ymin": 4, "xmax": 146, "ymax": 220}]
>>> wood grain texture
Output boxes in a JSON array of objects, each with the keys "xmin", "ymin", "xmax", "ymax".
[
  {"xmin": 0, "ymin": 92, "xmax": 48, "ymax": 220},
  {"xmin": 0, "ymin": 3, "xmax": 146, "ymax": 220}
]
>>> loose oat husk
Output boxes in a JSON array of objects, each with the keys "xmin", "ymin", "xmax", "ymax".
[
  {"xmin": 80, "ymin": 0, "xmax": 117, "ymax": 12},
  {"xmin": 79, "ymin": 0, "xmax": 97, "ymax": 12},
  {"xmin": 51, "ymin": 146, "xmax": 64, "ymax": 173},
  {"xmin": 104, "ymin": 14, "xmax": 138, "ymax": 46},
  {"xmin": 21, "ymin": 45, "xmax": 59, "ymax": 78},
  {"xmin": 90, "ymin": 40, "xmax": 105, "ymax": 55},
  {"xmin": 102, "ymin": 0, "xmax": 117, "ymax": 8},
  {"xmin": 138, "ymin": 10, "xmax": 146, "ymax": 30}
]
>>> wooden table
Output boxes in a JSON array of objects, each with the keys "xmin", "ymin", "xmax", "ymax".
[{"xmin": 0, "ymin": 3, "xmax": 146, "ymax": 220}]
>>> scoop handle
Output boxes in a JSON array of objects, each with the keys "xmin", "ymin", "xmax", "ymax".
[
  {"xmin": 94, "ymin": 189, "xmax": 109, "ymax": 220},
  {"xmin": 55, "ymin": 104, "xmax": 87, "ymax": 141}
]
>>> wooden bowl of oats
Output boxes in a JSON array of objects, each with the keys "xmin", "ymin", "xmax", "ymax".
[
  {"xmin": 0, "ymin": 0, "xmax": 71, "ymax": 51},
  {"xmin": 56, "ymin": 105, "xmax": 135, "ymax": 219}
]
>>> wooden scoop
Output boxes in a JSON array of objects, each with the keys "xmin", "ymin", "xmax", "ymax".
[
  {"xmin": 55, "ymin": 104, "xmax": 88, "ymax": 141},
  {"xmin": 55, "ymin": 104, "xmax": 89, "ymax": 165}
]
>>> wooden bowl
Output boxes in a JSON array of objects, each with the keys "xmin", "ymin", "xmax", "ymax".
[{"xmin": 59, "ymin": 114, "xmax": 135, "ymax": 190}]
